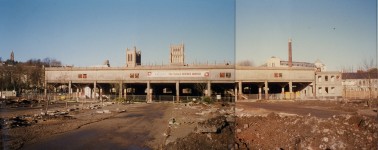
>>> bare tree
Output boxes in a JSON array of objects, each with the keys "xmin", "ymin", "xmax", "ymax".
[
  {"xmin": 43, "ymin": 58, "xmax": 51, "ymax": 66},
  {"xmin": 50, "ymin": 58, "xmax": 62, "ymax": 67},
  {"xmin": 361, "ymin": 58, "xmax": 377, "ymax": 107},
  {"xmin": 194, "ymin": 82, "xmax": 207, "ymax": 96},
  {"xmin": 42, "ymin": 57, "xmax": 62, "ymax": 67}
]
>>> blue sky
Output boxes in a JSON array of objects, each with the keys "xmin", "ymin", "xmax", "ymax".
[
  {"xmin": 1, "ymin": 0, "xmax": 376, "ymax": 71},
  {"xmin": 0, "ymin": 0, "xmax": 235, "ymax": 67},
  {"xmin": 237, "ymin": 0, "xmax": 377, "ymax": 71}
]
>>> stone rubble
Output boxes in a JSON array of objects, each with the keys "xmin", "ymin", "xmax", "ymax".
[{"xmin": 236, "ymin": 112, "xmax": 378, "ymax": 149}]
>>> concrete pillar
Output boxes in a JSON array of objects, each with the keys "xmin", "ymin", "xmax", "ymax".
[
  {"xmin": 100, "ymin": 88, "xmax": 103, "ymax": 101},
  {"xmin": 176, "ymin": 81, "xmax": 180, "ymax": 102},
  {"xmin": 93, "ymin": 81, "xmax": 97, "ymax": 99},
  {"xmin": 281, "ymin": 87, "xmax": 285, "ymax": 100},
  {"xmin": 234, "ymin": 84, "xmax": 238, "ymax": 102},
  {"xmin": 124, "ymin": 84, "xmax": 127, "ymax": 99},
  {"xmin": 68, "ymin": 81, "xmax": 72, "ymax": 99},
  {"xmin": 238, "ymin": 81, "xmax": 242, "ymax": 95},
  {"xmin": 289, "ymin": 81, "xmax": 293, "ymax": 100},
  {"xmin": 147, "ymin": 81, "xmax": 151, "ymax": 103},
  {"xmin": 119, "ymin": 82, "xmax": 123, "ymax": 98},
  {"xmin": 264, "ymin": 81, "xmax": 269, "ymax": 100},
  {"xmin": 207, "ymin": 81, "xmax": 211, "ymax": 97},
  {"xmin": 76, "ymin": 88, "xmax": 79, "ymax": 101},
  {"xmin": 258, "ymin": 87, "xmax": 262, "ymax": 100}
]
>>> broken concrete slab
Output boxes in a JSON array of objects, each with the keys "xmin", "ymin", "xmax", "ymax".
[{"xmin": 196, "ymin": 116, "xmax": 227, "ymax": 133}]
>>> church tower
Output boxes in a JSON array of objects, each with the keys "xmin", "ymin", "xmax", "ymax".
[
  {"xmin": 126, "ymin": 46, "xmax": 141, "ymax": 67},
  {"xmin": 170, "ymin": 43, "xmax": 185, "ymax": 66}
]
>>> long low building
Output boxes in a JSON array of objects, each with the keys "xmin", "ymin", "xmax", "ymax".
[
  {"xmin": 44, "ymin": 64, "xmax": 326, "ymax": 102},
  {"xmin": 45, "ymin": 65, "xmax": 235, "ymax": 102}
]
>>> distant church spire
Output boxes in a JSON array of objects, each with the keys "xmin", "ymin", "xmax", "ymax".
[{"xmin": 10, "ymin": 50, "xmax": 14, "ymax": 62}]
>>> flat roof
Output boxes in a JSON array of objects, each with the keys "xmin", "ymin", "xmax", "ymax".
[{"xmin": 45, "ymin": 64, "xmax": 235, "ymax": 71}]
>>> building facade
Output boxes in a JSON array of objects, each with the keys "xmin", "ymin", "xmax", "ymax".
[
  {"xmin": 342, "ymin": 71, "xmax": 378, "ymax": 99},
  {"xmin": 265, "ymin": 56, "xmax": 317, "ymax": 68},
  {"xmin": 315, "ymin": 71, "xmax": 343, "ymax": 99}
]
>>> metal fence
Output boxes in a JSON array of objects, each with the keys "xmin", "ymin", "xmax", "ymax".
[
  {"xmin": 212, "ymin": 95, "xmax": 235, "ymax": 102},
  {"xmin": 124, "ymin": 95, "xmax": 147, "ymax": 102},
  {"xmin": 244, "ymin": 94, "xmax": 259, "ymax": 100},
  {"xmin": 177, "ymin": 96, "xmax": 205, "ymax": 103},
  {"xmin": 242, "ymin": 94, "xmax": 283, "ymax": 100},
  {"xmin": 154, "ymin": 95, "xmax": 175, "ymax": 102},
  {"xmin": 12, "ymin": 93, "xmax": 235, "ymax": 103},
  {"xmin": 242, "ymin": 93, "xmax": 293, "ymax": 100},
  {"xmin": 20, "ymin": 93, "xmax": 46, "ymax": 100},
  {"xmin": 268, "ymin": 94, "xmax": 283, "ymax": 100}
]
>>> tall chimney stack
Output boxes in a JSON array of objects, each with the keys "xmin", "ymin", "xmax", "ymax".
[{"xmin": 288, "ymin": 38, "xmax": 292, "ymax": 67}]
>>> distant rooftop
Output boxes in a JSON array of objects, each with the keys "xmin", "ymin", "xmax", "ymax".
[{"xmin": 342, "ymin": 71, "xmax": 378, "ymax": 79}]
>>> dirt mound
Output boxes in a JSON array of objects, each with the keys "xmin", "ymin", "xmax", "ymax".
[
  {"xmin": 236, "ymin": 113, "xmax": 378, "ymax": 149},
  {"xmin": 165, "ymin": 116, "xmax": 235, "ymax": 150}
]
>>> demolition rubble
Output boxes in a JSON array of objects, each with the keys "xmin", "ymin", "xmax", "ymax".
[
  {"xmin": 0, "ymin": 98, "xmax": 377, "ymax": 149},
  {"xmin": 0, "ymin": 99, "xmax": 120, "ymax": 149},
  {"xmin": 1, "ymin": 99, "xmax": 235, "ymax": 149},
  {"xmin": 235, "ymin": 100, "xmax": 378, "ymax": 150}
]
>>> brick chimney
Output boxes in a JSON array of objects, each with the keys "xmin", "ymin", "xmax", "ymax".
[{"xmin": 288, "ymin": 38, "xmax": 292, "ymax": 67}]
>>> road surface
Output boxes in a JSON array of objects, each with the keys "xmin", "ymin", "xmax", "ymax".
[
  {"xmin": 23, "ymin": 103, "xmax": 173, "ymax": 150},
  {"xmin": 237, "ymin": 101, "xmax": 349, "ymax": 118}
]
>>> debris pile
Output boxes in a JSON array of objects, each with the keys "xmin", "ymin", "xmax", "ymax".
[
  {"xmin": 0, "ymin": 101, "xmax": 121, "ymax": 149},
  {"xmin": 1, "ymin": 111, "xmax": 76, "ymax": 130},
  {"xmin": 165, "ymin": 116, "xmax": 235, "ymax": 150},
  {"xmin": 196, "ymin": 116, "xmax": 228, "ymax": 133},
  {"xmin": 236, "ymin": 112, "xmax": 378, "ymax": 149},
  {"xmin": 1, "ymin": 116, "xmax": 35, "ymax": 129}
]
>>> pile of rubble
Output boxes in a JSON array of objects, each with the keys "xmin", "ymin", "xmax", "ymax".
[
  {"xmin": 0, "ymin": 99, "xmax": 41, "ymax": 108},
  {"xmin": 1, "ymin": 109, "xmax": 77, "ymax": 129},
  {"xmin": 0, "ymin": 116, "xmax": 36, "ymax": 129},
  {"xmin": 161, "ymin": 102, "xmax": 235, "ymax": 149},
  {"xmin": 0, "ymin": 101, "xmax": 123, "ymax": 149},
  {"xmin": 236, "ymin": 112, "xmax": 378, "ymax": 149},
  {"xmin": 165, "ymin": 116, "xmax": 235, "ymax": 150},
  {"xmin": 1, "ymin": 101, "xmax": 122, "ymax": 129}
]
